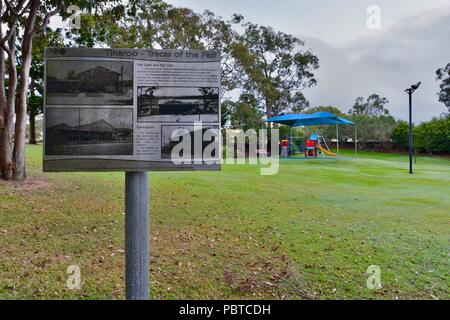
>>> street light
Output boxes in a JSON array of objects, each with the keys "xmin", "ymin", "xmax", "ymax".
[{"xmin": 405, "ymin": 82, "xmax": 421, "ymax": 174}]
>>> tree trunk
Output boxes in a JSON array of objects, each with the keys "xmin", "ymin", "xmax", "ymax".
[
  {"xmin": 0, "ymin": 28, "xmax": 18, "ymax": 180},
  {"xmin": 0, "ymin": 18, "xmax": 7, "ymax": 180},
  {"xmin": 29, "ymin": 112, "xmax": 36, "ymax": 144},
  {"xmin": 265, "ymin": 98, "xmax": 273, "ymax": 154},
  {"xmin": 14, "ymin": 40, "xmax": 32, "ymax": 181},
  {"xmin": 0, "ymin": 126, "xmax": 13, "ymax": 180},
  {"xmin": 28, "ymin": 72, "xmax": 37, "ymax": 145},
  {"xmin": 13, "ymin": 1, "xmax": 39, "ymax": 181},
  {"xmin": 265, "ymin": 98, "xmax": 272, "ymax": 128}
]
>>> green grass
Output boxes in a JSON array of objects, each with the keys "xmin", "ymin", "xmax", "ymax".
[{"xmin": 0, "ymin": 145, "xmax": 449, "ymax": 300}]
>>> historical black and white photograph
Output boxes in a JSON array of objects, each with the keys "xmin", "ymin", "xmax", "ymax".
[
  {"xmin": 161, "ymin": 125, "xmax": 219, "ymax": 159},
  {"xmin": 45, "ymin": 108, "xmax": 133, "ymax": 156},
  {"xmin": 46, "ymin": 60, "xmax": 134, "ymax": 105},
  {"xmin": 137, "ymin": 87, "xmax": 219, "ymax": 123}
]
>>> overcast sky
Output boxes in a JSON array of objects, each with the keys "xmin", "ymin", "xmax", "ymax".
[{"xmin": 168, "ymin": 0, "xmax": 450, "ymax": 122}]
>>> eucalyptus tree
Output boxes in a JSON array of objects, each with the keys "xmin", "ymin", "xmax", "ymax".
[
  {"xmin": 349, "ymin": 94, "xmax": 390, "ymax": 116},
  {"xmin": 348, "ymin": 94, "xmax": 396, "ymax": 149},
  {"xmin": 436, "ymin": 63, "xmax": 449, "ymax": 112},
  {"xmin": 232, "ymin": 22, "xmax": 319, "ymax": 122},
  {"xmin": 0, "ymin": 0, "xmax": 112, "ymax": 181}
]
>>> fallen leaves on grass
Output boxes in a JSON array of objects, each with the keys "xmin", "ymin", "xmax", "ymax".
[
  {"xmin": 223, "ymin": 255, "xmax": 317, "ymax": 300},
  {"xmin": 0, "ymin": 174, "xmax": 52, "ymax": 194}
]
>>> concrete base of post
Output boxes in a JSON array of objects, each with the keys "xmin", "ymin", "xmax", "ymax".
[{"xmin": 125, "ymin": 171, "xmax": 150, "ymax": 300}]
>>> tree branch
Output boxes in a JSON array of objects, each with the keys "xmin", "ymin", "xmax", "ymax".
[
  {"xmin": 34, "ymin": 7, "xmax": 61, "ymax": 34},
  {"xmin": 0, "ymin": 22, "xmax": 16, "ymax": 54},
  {"xmin": 4, "ymin": 0, "xmax": 29, "ymax": 17},
  {"xmin": 0, "ymin": 0, "xmax": 30, "ymax": 46}
]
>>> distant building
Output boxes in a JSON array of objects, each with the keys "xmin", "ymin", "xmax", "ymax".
[
  {"xmin": 47, "ymin": 65, "xmax": 126, "ymax": 94},
  {"xmin": 138, "ymin": 96, "xmax": 218, "ymax": 117},
  {"xmin": 77, "ymin": 66, "xmax": 121, "ymax": 83},
  {"xmin": 161, "ymin": 127, "xmax": 218, "ymax": 159},
  {"xmin": 46, "ymin": 119, "xmax": 132, "ymax": 150}
]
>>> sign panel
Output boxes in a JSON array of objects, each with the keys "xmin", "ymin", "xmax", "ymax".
[{"xmin": 43, "ymin": 48, "xmax": 221, "ymax": 172}]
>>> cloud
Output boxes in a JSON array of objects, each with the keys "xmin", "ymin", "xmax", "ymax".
[{"xmin": 302, "ymin": 5, "xmax": 450, "ymax": 122}]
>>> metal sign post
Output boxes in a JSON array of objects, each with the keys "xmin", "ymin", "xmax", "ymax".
[{"xmin": 125, "ymin": 171, "xmax": 150, "ymax": 300}]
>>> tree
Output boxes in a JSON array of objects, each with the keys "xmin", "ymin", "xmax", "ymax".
[
  {"xmin": 27, "ymin": 30, "xmax": 64, "ymax": 144},
  {"xmin": 351, "ymin": 114, "xmax": 397, "ymax": 150},
  {"xmin": 348, "ymin": 95, "xmax": 395, "ymax": 149},
  {"xmin": 0, "ymin": 1, "xmax": 17, "ymax": 180},
  {"xmin": 0, "ymin": 0, "xmax": 111, "ymax": 181},
  {"xmin": 349, "ymin": 94, "xmax": 390, "ymax": 116},
  {"xmin": 414, "ymin": 115, "xmax": 450, "ymax": 155},
  {"xmin": 305, "ymin": 105, "xmax": 345, "ymax": 117},
  {"xmin": 436, "ymin": 63, "xmax": 449, "ymax": 112},
  {"xmin": 227, "ymin": 94, "xmax": 265, "ymax": 131},
  {"xmin": 232, "ymin": 22, "xmax": 319, "ymax": 121},
  {"xmin": 392, "ymin": 121, "xmax": 410, "ymax": 151},
  {"xmin": 0, "ymin": 0, "xmax": 65, "ymax": 180}
]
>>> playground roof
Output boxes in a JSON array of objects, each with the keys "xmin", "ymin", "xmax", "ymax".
[{"xmin": 266, "ymin": 112, "xmax": 354, "ymax": 127}]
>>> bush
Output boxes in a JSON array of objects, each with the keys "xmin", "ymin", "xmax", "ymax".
[
  {"xmin": 392, "ymin": 121, "xmax": 410, "ymax": 151},
  {"xmin": 352, "ymin": 114, "xmax": 397, "ymax": 149},
  {"xmin": 392, "ymin": 115, "xmax": 450, "ymax": 154}
]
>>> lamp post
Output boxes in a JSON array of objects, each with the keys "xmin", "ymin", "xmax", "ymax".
[{"xmin": 405, "ymin": 82, "xmax": 421, "ymax": 175}]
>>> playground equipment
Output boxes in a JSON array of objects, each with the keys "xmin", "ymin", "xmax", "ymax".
[
  {"xmin": 304, "ymin": 134, "xmax": 337, "ymax": 158},
  {"xmin": 305, "ymin": 134, "xmax": 318, "ymax": 158},
  {"xmin": 267, "ymin": 112, "xmax": 356, "ymax": 159},
  {"xmin": 317, "ymin": 145, "xmax": 336, "ymax": 157},
  {"xmin": 281, "ymin": 133, "xmax": 337, "ymax": 158},
  {"xmin": 281, "ymin": 139, "xmax": 289, "ymax": 158}
]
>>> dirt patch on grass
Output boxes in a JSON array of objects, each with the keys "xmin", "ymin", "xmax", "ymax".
[
  {"xmin": 150, "ymin": 225, "xmax": 316, "ymax": 299},
  {"xmin": 0, "ymin": 174, "xmax": 52, "ymax": 194}
]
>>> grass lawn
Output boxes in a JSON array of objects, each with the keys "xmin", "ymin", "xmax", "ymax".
[{"xmin": 0, "ymin": 145, "xmax": 449, "ymax": 300}]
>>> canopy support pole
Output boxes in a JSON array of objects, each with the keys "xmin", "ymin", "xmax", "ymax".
[
  {"xmin": 354, "ymin": 125, "xmax": 358, "ymax": 155},
  {"xmin": 336, "ymin": 122, "xmax": 340, "ymax": 158},
  {"xmin": 290, "ymin": 126, "xmax": 293, "ymax": 157}
]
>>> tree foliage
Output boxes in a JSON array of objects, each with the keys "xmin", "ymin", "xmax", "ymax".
[
  {"xmin": 392, "ymin": 115, "xmax": 450, "ymax": 154},
  {"xmin": 27, "ymin": 29, "xmax": 64, "ymax": 144},
  {"xmin": 391, "ymin": 121, "xmax": 410, "ymax": 151},
  {"xmin": 226, "ymin": 94, "xmax": 265, "ymax": 131},
  {"xmin": 0, "ymin": 0, "xmax": 114, "ymax": 181},
  {"xmin": 436, "ymin": 63, "xmax": 450, "ymax": 112},
  {"xmin": 347, "ymin": 95, "xmax": 394, "ymax": 149},
  {"xmin": 349, "ymin": 94, "xmax": 390, "ymax": 116},
  {"xmin": 352, "ymin": 114, "xmax": 397, "ymax": 149},
  {"xmin": 233, "ymin": 23, "xmax": 319, "ymax": 119}
]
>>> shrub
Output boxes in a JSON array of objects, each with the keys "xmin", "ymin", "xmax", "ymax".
[
  {"xmin": 392, "ymin": 115, "xmax": 450, "ymax": 154},
  {"xmin": 392, "ymin": 121, "xmax": 410, "ymax": 151}
]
